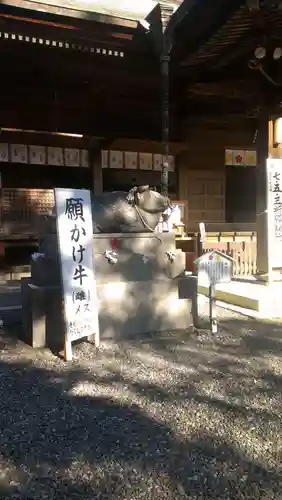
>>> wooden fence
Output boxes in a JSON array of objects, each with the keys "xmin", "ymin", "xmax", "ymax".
[
  {"xmin": 177, "ymin": 230, "xmax": 257, "ymax": 278},
  {"xmin": 200, "ymin": 231, "xmax": 257, "ymax": 277}
]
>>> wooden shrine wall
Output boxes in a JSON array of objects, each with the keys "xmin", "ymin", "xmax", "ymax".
[{"xmin": 177, "ymin": 127, "xmax": 257, "ymax": 228}]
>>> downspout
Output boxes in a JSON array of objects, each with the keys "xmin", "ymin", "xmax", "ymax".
[
  {"xmin": 160, "ymin": 5, "xmax": 174, "ymax": 197},
  {"xmin": 146, "ymin": 2, "xmax": 174, "ymax": 197},
  {"xmin": 160, "ymin": 44, "xmax": 170, "ymax": 196}
]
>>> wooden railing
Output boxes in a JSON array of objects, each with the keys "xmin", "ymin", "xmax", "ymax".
[
  {"xmin": 201, "ymin": 231, "xmax": 257, "ymax": 277},
  {"xmin": 177, "ymin": 227, "xmax": 258, "ymax": 278}
]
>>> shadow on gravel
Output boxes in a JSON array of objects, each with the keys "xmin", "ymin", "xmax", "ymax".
[
  {"xmin": 126, "ymin": 316, "xmax": 282, "ymax": 359},
  {"xmin": 115, "ymin": 316, "xmax": 282, "ymax": 407},
  {"xmin": 0, "ymin": 350, "xmax": 281, "ymax": 498},
  {"xmin": 0, "ymin": 314, "xmax": 282, "ymax": 498}
]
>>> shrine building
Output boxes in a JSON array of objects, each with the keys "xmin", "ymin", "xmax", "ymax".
[{"xmin": 0, "ymin": 0, "xmax": 282, "ymax": 313}]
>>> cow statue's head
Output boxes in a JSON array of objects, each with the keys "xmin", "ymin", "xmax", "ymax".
[{"xmin": 127, "ymin": 185, "xmax": 170, "ymax": 214}]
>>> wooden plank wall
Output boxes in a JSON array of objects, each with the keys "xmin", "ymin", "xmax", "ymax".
[{"xmin": 177, "ymin": 127, "xmax": 257, "ymax": 229}]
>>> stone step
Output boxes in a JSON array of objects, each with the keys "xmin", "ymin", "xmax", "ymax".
[{"xmin": 198, "ymin": 280, "xmax": 282, "ymax": 318}]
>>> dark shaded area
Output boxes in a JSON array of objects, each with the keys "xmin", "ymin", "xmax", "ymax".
[
  {"xmin": 1, "ymin": 164, "xmax": 92, "ymax": 190},
  {"xmin": 0, "ymin": 0, "xmax": 166, "ymax": 141},
  {"xmin": 0, "ymin": 167, "xmax": 90, "ymax": 274},
  {"xmin": 225, "ymin": 166, "xmax": 256, "ymax": 223},
  {"xmin": 102, "ymin": 169, "xmax": 178, "ymax": 199}
]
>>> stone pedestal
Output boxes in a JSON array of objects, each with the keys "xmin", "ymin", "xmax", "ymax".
[
  {"xmin": 22, "ymin": 233, "xmax": 197, "ymax": 348},
  {"xmin": 21, "ymin": 278, "xmax": 47, "ymax": 348},
  {"xmin": 21, "ymin": 277, "xmax": 197, "ymax": 348}
]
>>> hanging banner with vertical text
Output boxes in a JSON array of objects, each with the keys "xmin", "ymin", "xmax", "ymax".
[
  {"xmin": 54, "ymin": 188, "xmax": 99, "ymax": 342},
  {"xmin": 267, "ymin": 158, "xmax": 282, "ymax": 269}
]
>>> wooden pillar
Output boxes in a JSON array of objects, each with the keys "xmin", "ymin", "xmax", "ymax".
[{"xmin": 89, "ymin": 139, "xmax": 103, "ymax": 194}]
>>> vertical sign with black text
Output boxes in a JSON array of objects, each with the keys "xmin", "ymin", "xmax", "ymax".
[
  {"xmin": 267, "ymin": 158, "xmax": 282, "ymax": 269},
  {"xmin": 54, "ymin": 188, "xmax": 99, "ymax": 344}
]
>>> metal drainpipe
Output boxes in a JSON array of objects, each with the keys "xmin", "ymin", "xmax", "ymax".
[
  {"xmin": 161, "ymin": 47, "xmax": 170, "ymax": 197},
  {"xmin": 148, "ymin": 2, "xmax": 173, "ymax": 196}
]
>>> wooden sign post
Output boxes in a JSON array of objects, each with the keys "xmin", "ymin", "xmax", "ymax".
[
  {"xmin": 266, "ymin": 158, "xmax": 282, "ymax": 281},
  {"xmin": 54, "ymin": 188, "xmax": 99, "ymax": 361}
]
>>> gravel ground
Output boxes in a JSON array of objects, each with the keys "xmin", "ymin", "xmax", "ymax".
[{"xmin": 0, "ymin": 298, "xmax": 282, "ymax": 499}]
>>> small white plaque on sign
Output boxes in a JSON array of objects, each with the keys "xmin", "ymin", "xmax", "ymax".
[
  {"xmin": 0, "ymin": 143, "xmax": 9, "ymax": 162},
  {"xmin": 64, "ymin": 148, "xmax": 80, "ymax": 167},
  {"xmin": 47, "ymin": 147, "xmax": 64, "ymax": 166},
  {"xmin": 29, "ymin": 145, "xmax": 46, "ymax": 165},
  {"xmin": 153, "ymin": 154, "xmax": 162, "ymax": 171},
  {"xmin": 125, "ymin": 151, "xmax": 137, "ymax": 170},
  {"xmin": 80, "ymin": 149, "xmax": 89, "ymax": 168},
  {"xmin": 11, "ymin": 144, "xmax": 28, "ymax": 163},
  {"xmin": 225, "ymin": 149, "xmax": 233, "ymax": 166},
  {"xmin": 54, "ymin": 188, "xmax": 99, "ymax": 344},
  {"xmin": 110, "ymin": 150, "xmax": 123, "ymax": 169},
  {"xmin": 245, "ymin": 150, "xmax": 257, "ymax": 167},
  {"xmin": 168, "ymin": 155, "xmax": 175, "ymax": 172},
  {"xmin": 139, "ymin": 152, "xmax": 152, "ymax": 170}
]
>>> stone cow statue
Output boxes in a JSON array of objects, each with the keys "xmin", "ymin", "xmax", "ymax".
[{"xmin": 91, "ymin": 185, "xmax": 170, "ymax": 233}]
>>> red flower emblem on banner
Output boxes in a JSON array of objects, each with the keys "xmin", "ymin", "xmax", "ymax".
[
  {"xmin": 235, "ymin": 154, "xmax": 243, "ymax": 164},
  {"xmin": 235, "ymin": 155, "xmax": 243, "ymax": 163}
]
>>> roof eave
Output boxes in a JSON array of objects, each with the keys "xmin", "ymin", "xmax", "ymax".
[{"xmin": 0, "ymin": 0, "xmax": 139, "ymax": 28}]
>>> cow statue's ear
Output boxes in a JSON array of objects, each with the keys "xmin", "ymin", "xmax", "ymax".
[{"xmin": 137, "ymin": 185, "xmax": 149, "ymax": 193}]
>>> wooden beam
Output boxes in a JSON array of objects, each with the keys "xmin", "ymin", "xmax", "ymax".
[
  {"xmin": 0, "ymin": 72, "xmax": 160, "ymax": 94},
  {"xmin": 0, "ymin": 1, "xmax": 138, "ymax": 28},
  {"xmin": 211, "ymin": 33, "xmax": 257, "ymax": 69},
  {"xmin": 0, "ymin": 42, "xmax": 159, "ymax": 86},
  {"xmin": 171, "ymin": 0, "xmax": 242, "ymax": 65},
  {"xmin": 0, "ymin": 96, "xmax": 163, "ymax": 118},
  {"xmin": 185, "ymin": 81, "xmax": 262, "ymax": 100},
  {"xmin": 175, "ymin": 63, "xmax": 260, "ymax": 86},
  {"xmin": 0, "ymin": 85, "xmax": 163, "ymax": 114},
  {"xmin": 5, "ymin": 88, "xmax": 160, "ymax": 107},
  {"xmin": 89, "ymin": 138, "xmax": 103, "ymax": 194},
  {"xmin": 184, "ymin": 95, "xmax": 257, "ymax": 112},
  {"xmin": 183, "ymin": 115, "xmax": 257, "ymax": 128},
  {"xmin": 165, "ymin": 0, "xmax": 198, "ymax": 38},
  {"xmin": 0, "ymin": 13, "xmax": 148, "ymax": 55},
  {"xmin": 0, "ymin": 105, "xmax": 176, "ymax": 141}
]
